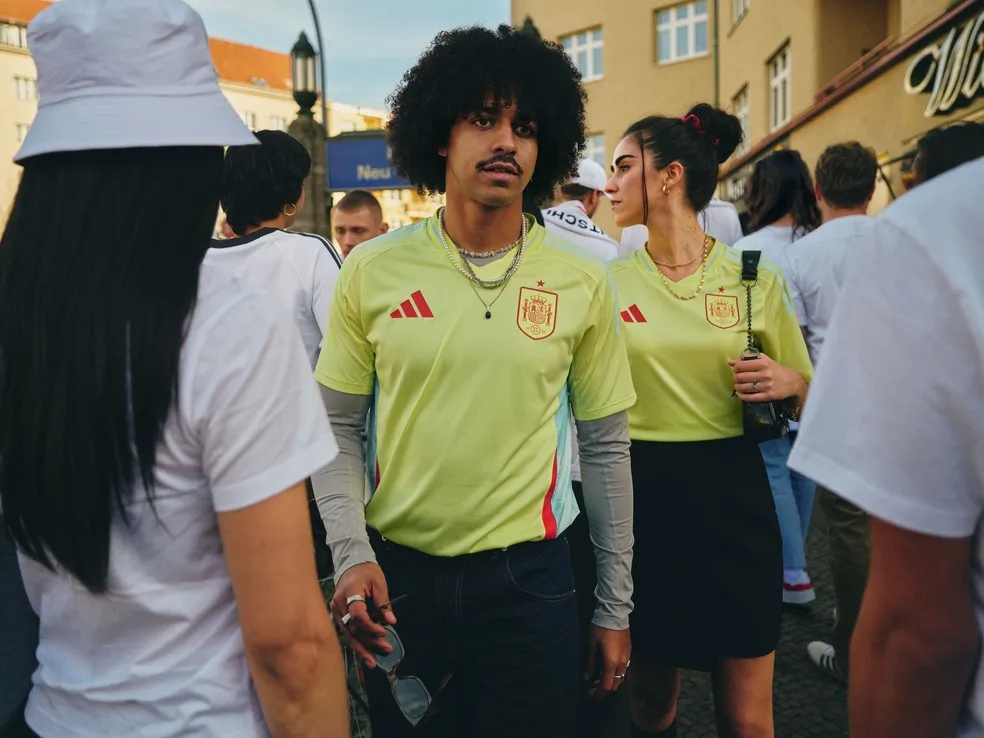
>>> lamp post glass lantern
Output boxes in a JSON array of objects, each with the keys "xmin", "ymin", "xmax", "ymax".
[{"xmin": 291, "ymin": 31, "xmax": 318, "ymax": 115}]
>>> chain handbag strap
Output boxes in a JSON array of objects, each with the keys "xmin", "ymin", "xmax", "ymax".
[{"xmin": 740, "ymin": 250, "xmax": 762, "ymax": 356}]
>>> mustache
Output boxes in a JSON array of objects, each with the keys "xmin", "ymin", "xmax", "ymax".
[{"xmin": 476, "ymin": 155, "xmax": 523, "ymax": 175}]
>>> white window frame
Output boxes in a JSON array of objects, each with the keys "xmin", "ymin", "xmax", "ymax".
[
  {"xmin": 15, "ymin": 123, "xmax": 30, "ymax": 143},
  {"xmin": 240, "ymin": 111, "xmax": 257, "ymax": 130},
  {"xmin": 13, "ymin": 76, "xmax": 37, "ymax": 101},
  {"xmin": 1, "ymin": 23, "xmax": 27, "ymax": 48},
  {"xmin": 732, "ymin": 0, "xmax": 749, "ymax": 24},
  {"xmin": 656, "ymin": 2, "xmax": 709, "ymax": 65},
  {"xmin": 769, "ymin": 45, "xmax": 791, "ymax": 132},
  {"xmin": 732, "ymin": 86, "xmax": 749, "ymax": 155},
  {"xmin": 561, "ymin": 28, "xmax": 604, "ymax": 82},
  {"xmin": 269, "ymin": 115, "xmax": 288, "ymax": 132},
  {"xmin": 585, "ymin": 134, "xmax": 606, "ymax": 168}
]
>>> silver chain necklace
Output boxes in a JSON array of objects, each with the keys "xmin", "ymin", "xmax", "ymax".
[
  {"xmin": 458, "ymin": 241, "xmax": 518, "ymax": 259},
  {"xmin": 437, "ymin": 207, "xmax": 529, "ymax": 294}
]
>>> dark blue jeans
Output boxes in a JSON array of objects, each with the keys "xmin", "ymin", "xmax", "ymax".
[{"xmin": 364, "ymin": 530, "xmax": 580, "ymax": 737}]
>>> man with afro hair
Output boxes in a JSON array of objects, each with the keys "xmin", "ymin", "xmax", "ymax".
[{"xmin": 312, "ymin": 24, "xmax": 636, "ymax": 736}]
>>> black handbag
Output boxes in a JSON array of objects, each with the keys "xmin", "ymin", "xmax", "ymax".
[{"xmin": 739, "ymin": 251, "xmax": 790, "ymax": 443}]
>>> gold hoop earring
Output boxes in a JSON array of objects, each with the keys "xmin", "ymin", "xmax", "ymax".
[
  {"xmin": 283, "ymin": 203, "xmax": 297, "ymax": 217},
  {"xmin": 662, "ymin": 183, "xmax": 669, "ymax": 197}
]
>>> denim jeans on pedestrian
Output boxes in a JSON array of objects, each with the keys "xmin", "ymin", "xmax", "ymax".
[
  {"xmin": 363, "ymin": 529, "xmax": 580, "ymax": 738},
  {"xmin": 760, "ymin": 431, "xmax": 815, "ymax": 571}
]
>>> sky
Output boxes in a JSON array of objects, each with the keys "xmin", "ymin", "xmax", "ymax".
[{"xmin": 186, "ymin": 0, "xmax": 511, "ymax": 111}]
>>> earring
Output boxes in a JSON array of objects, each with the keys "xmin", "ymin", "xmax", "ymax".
[
  {"xmin": 662, "ymin": 183, "xmax": 669, "ymax": 196},
  {"xmin": 283, "ymin": 203, "xmax": 297, "ymax": 217}
]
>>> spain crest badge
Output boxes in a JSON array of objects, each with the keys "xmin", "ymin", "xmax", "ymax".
[
  {"xmin": 705, "ymin": 293, "xmax": 740, "ymax": 329},
  {"xmin": 517, "ymin": 287, "xmax": 558, "ymax": 340}
]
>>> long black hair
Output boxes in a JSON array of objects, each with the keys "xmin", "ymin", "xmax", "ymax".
[
  {"xmin": 0, "ymin": 146, "xmax": 224, "ymax": 593},
  {"xmin": 624, "ymin": 103, "xmax": 743, "ymax": 225},
  {"xmin": 746, "ymin": 149, "xmax": 821, "ymax": 236}
]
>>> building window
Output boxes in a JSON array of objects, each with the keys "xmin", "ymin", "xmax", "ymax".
[
  {"xmin": 769, "ymin": 45, "xmax": 791, "ymax": 131},
  {"xmin": 733, "ymin": 0, "xmax": 749, "ymax": 24},
  {"xmin": 732, "ymin": 86, "xmax": 749, "ymax": 155},
  {"xmin": 269, "ymin": 115, "xmax": 288, "ymax": 131},
  {"xmin": 585, "ymin": 134, "xmax": 606, "ymax": 167},
  {"xmin": 15, "ymin": 123, "xmax": 29, "ymax": 143},
  {"xmin": 657, "ymin": 2, "xmax": 709, "ymax": 64},
  {"xmin": 561, "ymin": 28, "xmax": 603, "ymax": 82},
  {"xmin": 240, "ymin": 111, "xmax": 257, "ymax": 130},
  {"xmin": 13, "ymin": 76, "xmax": 38, "ymax": 101},
  {"xmin": 337, "ymin": 120, "xmax": 357, "ymax": 133},
  {"xmin": 0, "ymin": 23, "xmax": 27, "ymax": 48}
]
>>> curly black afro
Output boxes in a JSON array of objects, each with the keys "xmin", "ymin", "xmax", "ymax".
[{"xmin": 386, "ymin": 24, "xmax": 587, "ymax": 203}]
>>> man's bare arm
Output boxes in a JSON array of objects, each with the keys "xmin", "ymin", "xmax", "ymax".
[{"xmin": 850, "ymin": 517, "xmax": 980, "ymax": 737}]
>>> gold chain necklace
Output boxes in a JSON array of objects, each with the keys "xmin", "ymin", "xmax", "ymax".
[{"xmin": 650, "ymin": 235, "xmax": 713, "ymax": 301}]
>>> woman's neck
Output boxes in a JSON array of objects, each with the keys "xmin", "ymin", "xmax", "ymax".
[
  {"xmin": 646, "ymin": 210, "xmax": 707, "ymax": 267},
  {"xmin": 442, "ymin": 198, "xmax": 525, "ymax": 253},
  {"xmin": 244, "ymin": 216, "xmax": 288, "ymax": 236},
  {"xmin": 769, "ymin": 213, "xmax": 796, "ymax": 228}
]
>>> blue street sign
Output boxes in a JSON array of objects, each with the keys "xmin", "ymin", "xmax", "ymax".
[{"xmin": 326, "ymin": 133, "xmax": 411, "ymax": 191}]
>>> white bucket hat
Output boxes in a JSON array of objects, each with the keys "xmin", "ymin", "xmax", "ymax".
[{"xmin": 14, "ymin": 0, "xmax": 257, "ymax": 163}]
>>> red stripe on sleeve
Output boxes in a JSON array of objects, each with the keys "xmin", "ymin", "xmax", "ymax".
[
  {"xmin": 400, "ymin": 299, "xmax": 418, "ymax": 318},
  {"xmin": 629, "ymin": 304, "xmax": 647, "ymax": 323}
]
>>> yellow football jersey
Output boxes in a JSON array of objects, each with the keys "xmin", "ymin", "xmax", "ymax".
[
  {"xmin": 315, "ymin": 214, "xmax": 636, "ymax": 556},
  {"xmin": 609, "ymin": 242, "xmax": 813, "ymax": 442}
]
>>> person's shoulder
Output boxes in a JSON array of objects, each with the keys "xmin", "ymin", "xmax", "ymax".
[
  {"xmin": 607, "ymin": 249, "xmax": 642, "ymax": 278},
  {"xmin": 194, "ymin": 264, "xmax": 291, "ymax": 330},
  {"xmin": 716, "ymin": 242, "xmax": 785, "ymax": 287},
  {"xmin": 281, "ymin": 229, "xmax": 343, "ymax": 268},
  {"xmin": 878, "ymin": 159, "xmax": 982, "ymax": 265},
  {"xmin": 538, "ymin": 226, "xmax": 611, "ymax": 282}
]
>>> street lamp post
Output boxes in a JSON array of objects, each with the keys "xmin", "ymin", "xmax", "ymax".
[{"xmin": 288, "ymin": 31, "xmax": 329, "ymax": 237}]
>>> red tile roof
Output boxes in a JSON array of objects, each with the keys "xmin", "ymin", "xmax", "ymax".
[{"xmin": 1, "ymin": 0, "xmax": 293, "ymax": 93}]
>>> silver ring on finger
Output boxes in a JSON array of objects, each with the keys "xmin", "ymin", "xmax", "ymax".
[
  {"xmin": 345, "ymin": 594, "xmax": 367, "ymax": 608},
  {"xmin": 614, "ymin": 674, "xmax": 626, "ymax": 680},
  {"xmin": 340, "ymin": 612, "xmax": 353, "ymax": 626},
  {"xmin": 752, "ymin": 381, "xmax": 760, "ymax": 391}
]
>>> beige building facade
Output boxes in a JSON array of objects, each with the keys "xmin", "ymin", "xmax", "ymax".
[
  {"xmin": 512, "ymin": 0, "xmax": 984, "ymax": 235},
  {"xmin": 0, "ymin": 0, "xmax": 439, "ymax": 232}
]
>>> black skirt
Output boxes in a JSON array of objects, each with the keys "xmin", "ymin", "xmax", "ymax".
[{"xmin": 629, "ymin": 435, "xmax": 782, "ymax": 672}]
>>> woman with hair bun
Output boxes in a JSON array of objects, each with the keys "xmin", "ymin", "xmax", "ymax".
[{"xmin": 605, "ymin": 104, "xmax": 812, "ymax": 737}]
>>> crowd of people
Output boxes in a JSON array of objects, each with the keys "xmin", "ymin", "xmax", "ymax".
[{"xmin": 2, "ymin": 1, "xmax": 984, "ymax": 737}]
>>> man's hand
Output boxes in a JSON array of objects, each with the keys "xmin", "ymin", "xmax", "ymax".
[
  {"xmin": 330, "ymin": 562, "xmax": 397, "ymax": 669},
  {"xmin": 584, "ymin": 625, "xmax": 631, "ymax": 698}
]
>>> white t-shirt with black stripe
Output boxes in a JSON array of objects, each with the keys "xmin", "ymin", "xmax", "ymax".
[{"xmin": 205, "ymin": 228, "xmax": 342, "ymax": 368}]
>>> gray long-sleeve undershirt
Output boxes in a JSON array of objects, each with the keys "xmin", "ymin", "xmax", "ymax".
[{"xmin": 311, "ymin": 385, "xmax": 634, "ymax": 631}]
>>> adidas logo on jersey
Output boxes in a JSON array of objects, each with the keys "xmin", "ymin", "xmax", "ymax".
[
  {"xmin": 620, "ymin": 305, "xmax": 647, "ymax": 323},
  {"xmin": 390, "ymin": 290, "xmax": 434, "ymax": 319}
]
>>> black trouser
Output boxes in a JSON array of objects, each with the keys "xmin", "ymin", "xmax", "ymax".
[
  {"xmin": 569, "ymin": 482, "xmax": 632, "ymax": 738},
  {"xmin": 364, "ymin": 530, "xmax": 579, "ymax": 737}
]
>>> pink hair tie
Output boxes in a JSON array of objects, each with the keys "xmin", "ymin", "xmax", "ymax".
[{"xmin": 680, "ymin": 114, "xmax": 719, "ymax": 147}]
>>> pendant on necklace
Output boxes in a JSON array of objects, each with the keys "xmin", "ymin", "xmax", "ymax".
[{"xmin": 485, "ymin": 310, "xmax": 492, "ymax": 319}]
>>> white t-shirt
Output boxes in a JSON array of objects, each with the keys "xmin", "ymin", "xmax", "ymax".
[
  {"xmin": 618, "ymin": 197, "xmax": 745, "ymax": 256},
  {"xmin": 543, "ymin": 200, "xmax": 619, "ymax": 261},
  {"xmin": 776, "ymin": 215, "xmax": 874, "ymax": 366},
  {"xmin": 789, "ymin": 158, "xmax": 984, "ymax": 738},
  {"xmin": 205, "ymin": 228, "xmax": 342, "ymax": 368},
  {"xmin": 19, "ymin": 264, "xmax": 339, "ymax": 738}
]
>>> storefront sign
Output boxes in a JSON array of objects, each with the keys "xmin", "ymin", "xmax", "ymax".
[
  {"xmin": 904, "ymin": 10, "xmax": 984, "ymax": 117},
  {"xmin": 326, "ymin": 132, "xmax": 410, "ymax": 191}
]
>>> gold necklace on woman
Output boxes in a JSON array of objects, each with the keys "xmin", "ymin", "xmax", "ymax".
[{"xmin": 649, "ymin": 235, "xmax": 713, "ymax": 301}]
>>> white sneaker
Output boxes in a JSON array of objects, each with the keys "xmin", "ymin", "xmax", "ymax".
[{"xmin": 808, "ymin": 641, "xmax": 846, "ymax": 683}]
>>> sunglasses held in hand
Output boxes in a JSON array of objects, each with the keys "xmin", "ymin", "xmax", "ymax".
[{"xmin": 375, "ymin": 625, "xmax": 432, "ymax": 726}]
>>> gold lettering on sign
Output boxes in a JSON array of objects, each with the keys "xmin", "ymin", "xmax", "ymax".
[{"xmin": 904, "ymin": 11, "xmax": 984, "ymax": 117}]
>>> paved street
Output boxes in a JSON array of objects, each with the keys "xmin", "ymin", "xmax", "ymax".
[{"xmin": 677, "ymin": 504, "xmax": 849, "ymax": 737}]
